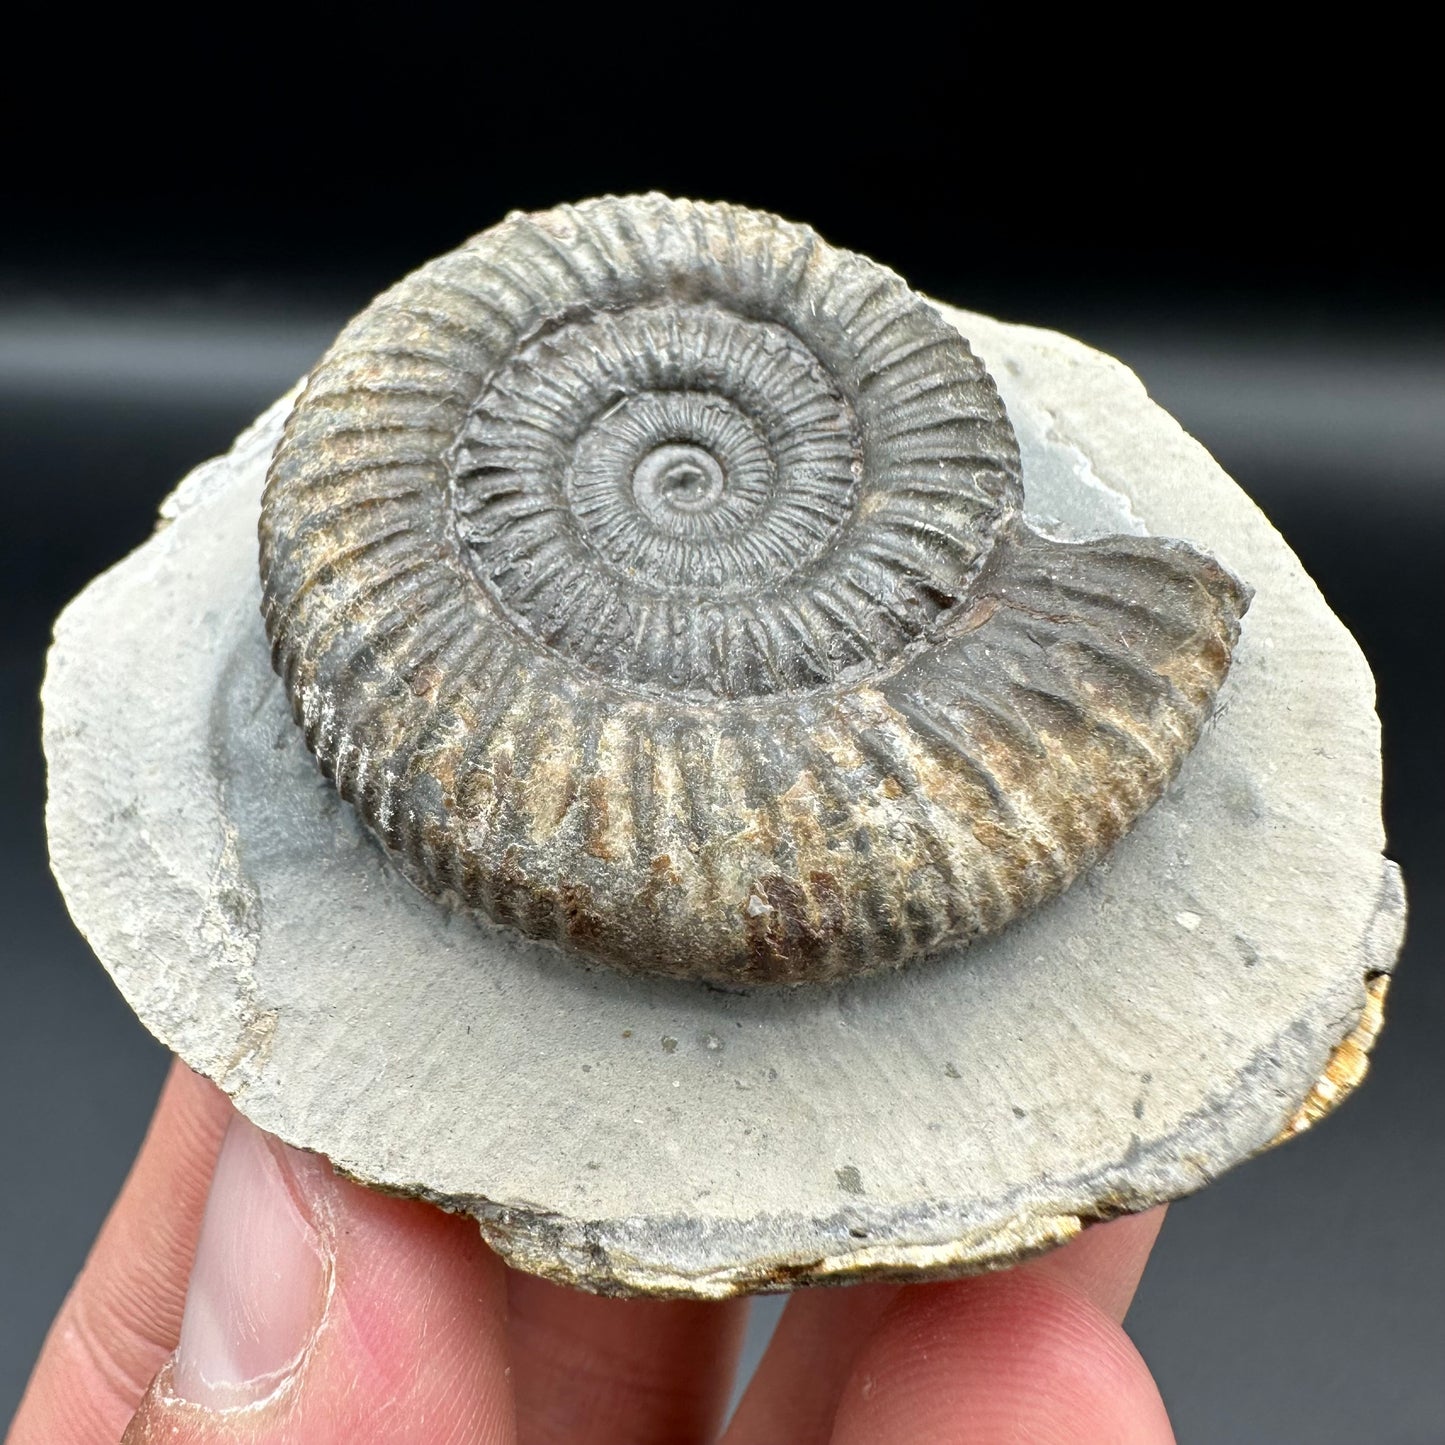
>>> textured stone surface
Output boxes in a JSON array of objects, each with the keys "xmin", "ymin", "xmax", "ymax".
[{"xmin": 43, "ymin": 308, "xmax": 1404, "ymax": 1297}]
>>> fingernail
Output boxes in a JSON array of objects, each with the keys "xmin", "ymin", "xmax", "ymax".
[{"xmin": 171, "ymin": 1115, "xmax": 330, "ymax": 1408}]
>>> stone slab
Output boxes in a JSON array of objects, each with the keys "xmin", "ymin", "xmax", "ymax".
[{"xmin": 42, "ymin": 307, "xmax": 1405, "ymax": 1297}]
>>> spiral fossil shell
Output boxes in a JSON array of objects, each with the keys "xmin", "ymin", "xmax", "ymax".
[{"xmin": 259, "ymin": 194, "xmax": 1250, "ymax": 985}]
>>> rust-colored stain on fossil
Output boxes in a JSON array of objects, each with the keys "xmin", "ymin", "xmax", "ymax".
[
  {"xmin": 258, "ymin": 194, "xmax": 1250, "ymax": 984},
  {"xmin": 1275, "ymin": 972, "xmax": 1392, "ymax": 1141}
]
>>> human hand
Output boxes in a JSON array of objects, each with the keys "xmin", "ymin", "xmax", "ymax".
[{"xmin": 8, "ymin": 1061, "xmax": 1175, "ymax": 1443}]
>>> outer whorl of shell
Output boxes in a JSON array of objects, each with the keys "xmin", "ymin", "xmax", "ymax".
[{"xmin": 259, "ymin": 195, "xmax": 1250, "ymax": 985}]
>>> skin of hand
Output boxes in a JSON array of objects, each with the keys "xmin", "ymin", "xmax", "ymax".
[{"xmin": 7, "ymin": 1062, "xmax": 1176, "ymax": 1444}]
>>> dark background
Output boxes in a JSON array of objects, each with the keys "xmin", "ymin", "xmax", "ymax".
[{"xmin": 3, "ymin": 24, "xmax": 1440, "ymax": 1443}]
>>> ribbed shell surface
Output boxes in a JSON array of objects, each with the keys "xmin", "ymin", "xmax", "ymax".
[{"xmin": 259, "ymin": 195, "xmax": 1249, "ymax": 984}]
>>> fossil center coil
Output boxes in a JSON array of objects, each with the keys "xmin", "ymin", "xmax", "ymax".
[{"xmin": 451, "ymin": 283, "xmax": 1017, "ymax": 699}]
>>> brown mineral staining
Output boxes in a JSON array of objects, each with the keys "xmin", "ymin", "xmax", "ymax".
[
  {"xmin": 1275, "ymin": 973, "xmax": 1391, "ymax": 1140},
  {"xmin": 259, "ymin": 194, "xmax": 1249, "ymax": 985}
]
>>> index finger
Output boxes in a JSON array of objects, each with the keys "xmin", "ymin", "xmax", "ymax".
[
  {"xmin": 725, "ymin": 1208, "xmax": 1168, "ymax": 1445},
  {"xmin": 828, "ymin": 1213, "xmax": 1175, "ymax": 1445}
]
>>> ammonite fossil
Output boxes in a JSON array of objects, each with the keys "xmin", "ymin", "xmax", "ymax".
[{"xmin": 260, "ymin": 194, "xmax": 1250, "ymax": 985}]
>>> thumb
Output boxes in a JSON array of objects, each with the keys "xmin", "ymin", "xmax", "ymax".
[{"xmin": 121, "ymin": 1113, "xmax": 515, "ymax": 1445}]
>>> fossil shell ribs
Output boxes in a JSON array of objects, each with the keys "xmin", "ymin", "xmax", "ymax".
[{"xmin": 258, "ymin": 194, "xmax": 1249, "ymax": 984}]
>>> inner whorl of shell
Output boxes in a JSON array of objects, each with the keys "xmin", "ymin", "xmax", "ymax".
[{"xmin": 260, "ymin": 194, "xmax": 1250, "ymax": 985}]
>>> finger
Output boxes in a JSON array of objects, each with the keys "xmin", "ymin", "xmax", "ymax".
[
  {"xmin": 722, "ymin": 1283, "xmax": 899, "ymax": 1445},
  {"xmin": 1022, "ymin": 1206, "xmax": 1167, "ymax": 1323},
  {"xmin": 726, "ymin": 1208, "xmax": 1165, "ymax": 1445},
  {"xmin": 507, "ymin": 1273, "xmax": 749, "ymax": 1445},
  {"xmin": 120, "ymin": 1111, "xmax": 515, "ymax": 1444},
  {"xmin": 829, "ymin": 1270, "xmax": 1175, "ymax": 1444},
  {"xmin": 9, "ymin": 1060, "xmax": 232, "ymax": 1444}
]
